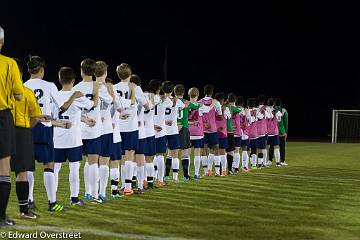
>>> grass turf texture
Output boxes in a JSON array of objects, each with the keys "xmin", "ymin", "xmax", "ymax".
[{"xmin": 3, "ymin": 142, "xmax": 360, "ymax": 240}]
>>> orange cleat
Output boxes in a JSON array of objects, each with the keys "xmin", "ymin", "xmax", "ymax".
[
  {"xmin": 208, "ymin": 170, "xmax": 213, "ymax": 176},
  {"xmin": 123, "ymin": 189, "xmax": 134, "ymax": 196},
  {"xmin": 157, "ymin": 181, "xmax": 167, "ymax": 187},
  {"xmin": 221, "ymin": 171, "xmax": 227, "ymax": 176}
]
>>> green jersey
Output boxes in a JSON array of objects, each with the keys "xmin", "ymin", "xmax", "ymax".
[
  {"xmin": 227, "ymin": 105, "xmax": 241, "ymax": 132},
  {"xmin": 177, "ymin": 99, "xmax": 201, "ymax": 129}
]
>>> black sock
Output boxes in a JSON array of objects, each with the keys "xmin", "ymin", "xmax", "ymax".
[
  {"xmin": 227, "ymin": 155, "xmax": 233, "ymax": 172},
  {"xmin": 16, "ymin": 181, "xmax": 29, "ymax": 214},
  {"xmin": 182, "ymin": 158, "xmax": 189, "ymax": 178},
  {"xmin": 111, "ymin": 180, "xmax": 119, "ymax": 195},
  {"xmin": 0, "ymin": 176, "xmax": 11, "ymax": 219},
  {"xmin": 165, "ymin": 158, "xmax": 172, "ymax": 177}
]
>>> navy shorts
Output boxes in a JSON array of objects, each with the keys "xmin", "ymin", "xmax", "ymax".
[
  {"xmin": 241, "ymin": 139, "xmax": 249, "ymax": 149},
  {"xmin": 55, "ymin": 146, "xmax": 83, "ymax": 163},
  {"xmin": 257, "ymin": 136, "xmax": 267, "ymax": 149},
  {"xmin": 166, "ymin": 134, "xmax": 180, "ymax": 150},
  {"xmin": 110, "ymin": 142, "xmax": 122, "ymax": 161},
  {"xmin": 219, "ymin": 137, "xmax": 228, "ymax": 149},
  {"xmin": 32, "ymin": 123, "xmax": 54, "ymax": 163},
  {"xmin": 250, "ymin": 138, "xmax": 258, "ymax": 150},
  {"xmin": 155, "ymin": 136, "xmax": 167, "ymax": 154},
  {"xmin": 136, "ymin": 138, "xmax": 147, "ymax": 155},
  {"xmin": 191, "ymin": 139, "xmax": 204, "ymax": 149},
  {"xmin": 82, "ymin": 137, "xmax": 101, "ymax": 155},
  {"xmin": 204, "ymin": 132, "xmax": 219, "ymax": 147},
  {"xmin": 267, "ymin": 135, "xmax": 280, "ymax": 146},
  {"xmin": 145, "ymin": 136, "xmax": 156, "ymax": 156},
  {"xmin": 234, "ymin": 137, "xmax": 241, "ymax": 147},
  {"xmin": 100, "ymin": 133, "xmax": 113, "ymax": 157},
  {"xmin": 120, "ymin": 131, "xmax": 139, "ymax": 151}
]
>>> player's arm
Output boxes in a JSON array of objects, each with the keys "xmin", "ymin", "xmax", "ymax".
[
  {"xmin": 283, "ymin": 109, "xmax": 288, "ymax": 134},
  {"xmin": 51, "ymin": 120, "xmax": 72, "ymax": 129},
  {"xmin": 214, "ymin": 100, "xmax": 222, "ymax": 116},
  {"xmin": 135, "ymin": 85, "xmax": 150, "ymax": 110},
  {"xmin": 11, "ymin": 60, "xmax": 24, "ymax": 101},
  {"xmin": 99, "ymin": 83, "xmax": 113, "ymax": 105},
  {"xmin": 81, "ymin": 115, "xmax": 96, "ymax": 127},
  {"xmin": 231, "ymin": 105, "xmax": 241, "ymax": 114}
]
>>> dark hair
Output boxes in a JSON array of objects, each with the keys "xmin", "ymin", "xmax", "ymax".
[
  {"xmin": 174, "ymin": 84, "xmax": 185, "ymax": 96},
  {"xmin": 81, "ymin": 58, "xmax": 96, "ymax": 76},
  {"xmin": 267, "ymin": 98, "xmax": 275, "ymax": 106},
  {"xmin": 257, "ymin": 94, "xmax": 266, "ymax": 105},
  {"xmin": 228, "ymin": 92, "xmax": 236, "ymax": 103},
  {"xmin": 116, "ymin": 63, "xmax": 132, "ymax": 80},
  {"xmin": 215, "ymin": 92, "xmax": 225, "ymax": 102},
  {"xmin": 130, "ymin": 74, "xmax": 141, "ymax": 86},
  {"xmin": 105, "ymin": 78, "xmax": 114, "ymax": 84},
  {"xmin": 236, "ymin": 96, "xmax": 244, "ymax": 106},
  {"xmin": 161, "ymin": 81, "xmax": 174, "ymax": 94},
  {"xmin": 94, "ymin": 61, "xmax": 108, "ymax": 77},
  {"xmin": 59, "ymin": 67, "xmax": 76, "ymax": 85},
  {"xmin": 247, "ymin": 98, "xmax": 257, "ymax": 108},
  {"xmin": 204, "ymin": 84, "xmax": 214, "ymax": 96},
  {"xmin": 275, "ymin": 98, "xmax": 282, "ymax": 107},
  {"xmin": 148, "ymin": 79, "xmax": 161, "ymax": 93},
  {"xmin": 27, "ymin": 56, "xmax": 46, "ymax": 74}
]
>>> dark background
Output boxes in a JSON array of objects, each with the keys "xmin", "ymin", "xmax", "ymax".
[{"xmin": 1, "ymin": 1, "xmax": 359, "ymax": 140}]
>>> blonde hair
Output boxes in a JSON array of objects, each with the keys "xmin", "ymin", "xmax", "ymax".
[
  {"xmin": 94, "ymin": 61, "xmax": 108, "ymax": 77},
  {"xmin": 188, "ymin": 87, "xmax": 199, "ymax": 98},
  {"xmin": 116, "ymin": 63, "xmax": 132, "ymax": 80}
]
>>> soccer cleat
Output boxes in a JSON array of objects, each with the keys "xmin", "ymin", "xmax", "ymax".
[
  {"xmin": 221, "ymin": 171, "xmax": 227, "ymax": 176},
  {"xmin": 48, "ymin": 202, "xmax": 65, "ymax": 212},
  {"xmin": 111, "ymin": 190, "xmax": 123, "ymax": 199},
  {"xmin": 28, "ymin": 200, "xmax": 37, "ymax": 210},
  {"xmin": 183, "ymin": 177, "xmax": 191, "ymax": 182},
  {"xmin": 0, "ymin": 217, "xmax": 15, "ymax": 226},
  {"xmin": 243, "ymin": 167, "xmax": 250, "ymax": 172},
  {"xmin": 157, "ymin": 181, "xmax": 167, "ymax": 187},
  {"xmin": 91, "ymin": 197, "xmax": 103, "ymax": 204},
  {"xmin": 276, "ymin": 163, "xmax": 282, "ymax": 167},
  {"xmin": 215, "ymin": 173, "xmax": 221, "ymax": 177},
  {"xmin": 267, "ymin": 161, "xmax": 272, "ymax": 167},
  {"xmin": 98, "ymin": 194, "xmax": 107, "ymax": 202},
  {"xmin": 231, "ymin": 167, "xmax": 236, "ymax": 173},
  {"xmin": 194, "ymin": 175, "xmax": 201, "ymax": 180},
  {"xmin": 71, "ymin": 199, "xmax": 87, "ymax": 206},
  {"xmin": 143, "ymin": 180, "xmax": 148, "ymax": 188},
  {"xmin": 280, "ymin": 162, "xmax": 288, "ymax": 166},
  {"xmin": 123, "ymin": 189, "xmax": 134, "ymax": 196},
  {"xmin": 208, "ymin": 170, "xmax": 213, "ymax": 176},
  {"xmin": 84, "ymin": 193, "xmax": 92, "ymax": 200},
  {"xmin": 134, "ymin": 188, "xmax": 144, "ymax": 195},
  {"xmin": 20, "ymin": 211, "xmax": 39, "ymax": 219}
]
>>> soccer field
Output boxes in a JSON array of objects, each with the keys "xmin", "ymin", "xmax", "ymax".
[{"xmin": 4, "ymin": 142, "xmax": 360, "ymax": 240}]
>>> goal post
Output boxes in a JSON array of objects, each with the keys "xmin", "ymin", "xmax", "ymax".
[{"xmin": 332, "ymin": 110, "xmax": 360, "ymax": 143}]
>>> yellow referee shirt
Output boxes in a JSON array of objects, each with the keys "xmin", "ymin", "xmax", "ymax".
[
  {"xmin": 0, "ymin": 54, "xmax": 24, "ymax": 110},
  {"xmin": 12, "ymin": 87, "xmax": 42, "ymax": 128}
]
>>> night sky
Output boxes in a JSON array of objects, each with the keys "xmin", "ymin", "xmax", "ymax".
[{"xmin": 1, "ymin": 1, "xmax": 359, "ymax": 140}]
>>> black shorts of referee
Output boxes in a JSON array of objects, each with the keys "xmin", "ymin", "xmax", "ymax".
[{"xmin": 10, "ymin": 127, "xmax": 35, "ymax": 173}]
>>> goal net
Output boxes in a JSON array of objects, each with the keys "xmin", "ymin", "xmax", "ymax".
[{"xmin": 332, "ymin": 110, "xmax": 360, "ymax": 143}]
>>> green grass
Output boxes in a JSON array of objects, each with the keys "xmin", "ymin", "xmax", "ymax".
[{"xmin": 3, "ymin": 142, "xmax": 360, "ymax": 240}]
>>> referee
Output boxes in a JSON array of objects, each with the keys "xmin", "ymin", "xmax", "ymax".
[{"xmin": 0, "ymin": 26, "xmax": 24, "ymax": 227}]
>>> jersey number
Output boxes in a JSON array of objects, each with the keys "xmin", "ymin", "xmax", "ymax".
[
  {"xmin": 34, "ymin": 89, "xmax": 44, "ymax": 107},
  {"xmin": 58, "ymin": 111, "xmax": 69, "ymax": 120},
  {"xmin": 116, "ymin": 90, "xmax": 129, "ymax": 99},
  {"xmin": 177, "ymin": 109, "xmax": 183, "ymax": 119},
  {"xmin": 165, "ymin": 108, "xmax": 171, "ymax": 115}
]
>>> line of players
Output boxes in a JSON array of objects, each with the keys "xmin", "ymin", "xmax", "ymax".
[{"xmin": 18, "ymin": 56, "xmax": 288, "ymax": 220}]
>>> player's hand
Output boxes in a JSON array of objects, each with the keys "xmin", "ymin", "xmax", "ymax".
[
  {"xmin": 154, "ymin": 125, "xmax": 162, "ymax": 132},
  {"xmin": 72, "ymin": 91, "xmax": 84, "ymax": 99},
  {"xmin": 178, "ymin": 125, "xmax": 183, "ymax": 131},
  {"xmin": 204, "ymin": 123, "xmax": 211, "ymax": 129},
  {"xmin": 165, "ymin": 120, "xmax": 173, "ymax": 126},
  {"xmin": 86, "ymin": 118, "xmax": 96, "ymax": 127},
  {"xmin": 119, "ymin": 112, "xmax": 130, "ymax": 120},
  {"xmin": 64, "ymin": 121, "xmax": 72, "ymax": 129},
  {"xmin": 117, "ymin": 107, "xmax": 125, "ymax": 113},
  {"xmin": 129, "ymin": 82, "xmax": 136, "ymax": 90},
  {"xmin": 37, "ymin": 115, "xmax": 52, "ymax": 122}
]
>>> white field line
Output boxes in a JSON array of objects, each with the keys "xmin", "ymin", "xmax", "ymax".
[
  {"xmin": 10, "ymin": 225, "xmax": 196, "ymax": 240},
  {"xmin": 253, "ymin": 172, "xmax": 360, "ymax": 183}
]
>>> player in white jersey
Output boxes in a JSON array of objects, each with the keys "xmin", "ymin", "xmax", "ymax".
[
  {"xmin": 24, "ymin": 56, "xmax": 82, "ymax": 212},
  {"xmin": 162, "ymin": 81, "xmax": 185, "ymax": 182},
  {"xmin": 52, "ymin": 67, "xmax": 95, "ymax": 206},
  {"xmin": 149, "ymin": 79, "xmax": 172, "ymax": 187},
  {"xmin": 73, "ymin": 59, "xmax": 113, "ymax": 203},
  {"xmin": 114, "ymin": 63, "xmax": 149, "ymax": 196},
  {"xmin": 94, "ymin": 61, "xmax": 115, "ymax": 201}
]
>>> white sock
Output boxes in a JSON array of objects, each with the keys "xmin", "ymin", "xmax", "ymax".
[
  {"xmin": 274, "ymin": 148, "xmax": 281, "ymax": 163},
  {"xmin": 88, "ymin": 163, "xmax": 99, "ymax": 198},
  {"xmin": 214, "ymin": 155, "xmax": 221, "ymax": 175},
  {"xmin": 132, "ymin": 162, "xmax": 137, "ymax": 179},
  {"xmin": 220, "ymin": 155, "xmax": 227, "ymax": 172},
  {"xmin": 157, "ymin": 156, "xmax": 165, "ymax": 182},
  {"xmin": 172, "ymin": 158, "xmax": 180, "ymax": 181},
  {"xmin": 121, "ymin": 165, "xmax": 125, "ymax": 189},
  {"xmin": 262, "ymin": 149, "xmax": 267, "ymax": 164},
  {"xmin": 153, "ymin": 156, "xmax": 158, "ymax": 180},
  {"xmin": 110, "ymin": 167, "xmax": 120, "ymax": 192},
  {"xmin": 251, "ymin": 154, "xmax": 257, "ymax": 166},
  {"xmin": 201, "ymin": 155, "xmax": 208, "ymax": 174},
  {"xmin": 233, "ymin": 153, "xmax": 240, "ymax": 169},
  {"xmin": 124, "ymin": 161, "xmax": 133, "ymax": 190},
  {"xmin": 27, "ymin": 171, "xmax": 34, "ymax": 202},
  {"xmin": 54, "ymin": 163, "xmax": 62, "ymax": 193},
  {"xmin": 145, "ymin": 163, "xmax": 154, "ymax": 183},
  {"xmin": 44, "ymin": 170, "xmax": 56, "ymax": 203},
  {"xmin": 194, "ymin": 156, "xmax": 201, "ymax": 176},
  {"xmin": 208, "ymin": 153, "xmax": 214, "ymax": 172},
  {"xmin": 69, "ymin": 162, "xmax": 80, "ymax": 198},
  {"xmin": 84, "ymin": 161, "xmax": 90, "ymax": 195},
  {"xmin": 137, "ymin": 166, "xmax": 144, "ymax": 189},
  {"xmin": 99, "ymin": 165, "xmax": 109, "ymax": 197},
  {"xmin": 242, "ymin": 151, "xmax": 248, "ymax": 168}
]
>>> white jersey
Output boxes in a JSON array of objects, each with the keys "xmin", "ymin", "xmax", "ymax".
[
  {"xmin": 144, "ymin": 93, "xmax": 155, "ymax": 138},
  {"xmin": 73, "ymin": 81, "xmax": 112, "ymax": 139},
  {"xmin": 24, "ymin": 78, "xmax": 65, "ymax": 127},
  {"xmin": 137, "ymin": 103, "xmax": 146, "ymax": 139},
  {"xmin": 111, "ymin": 89, "xmax": 132, "ymax": 143},
  {"xmin": 153, "ymin": 95, "xmax": 172, "ymax": 138},
  {"xmin": 99, "ymin": 83, "xmax": 114, "ymax": 136},
  {"xmin": 113, "ymin": 82, "xmax": 147, "ymax": 132},
  {"xmin": 52, "ymin": 90, "xmax": 94, "ymax": 149},
  {"xmin": 164, "ymin": 97, "xmax": 185, "ymax": 136}
]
